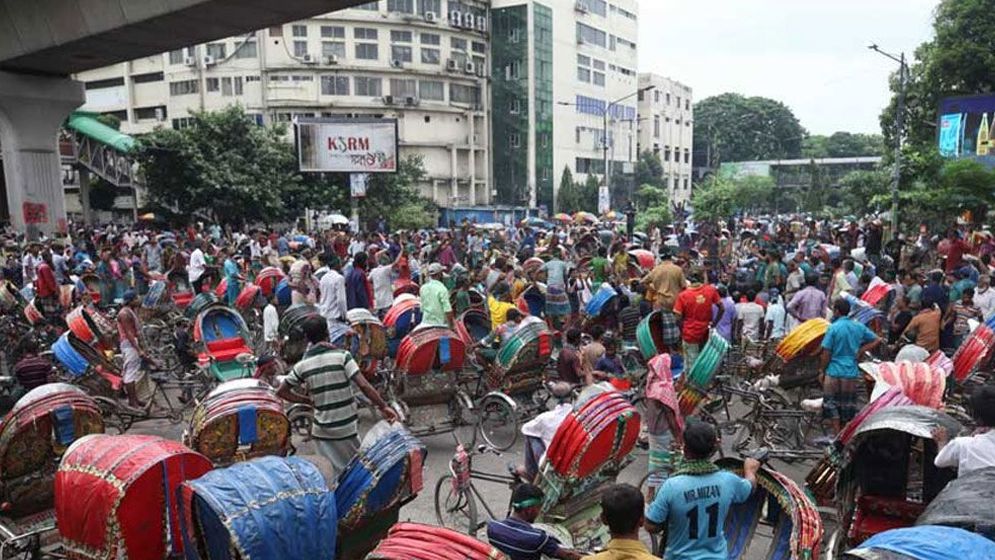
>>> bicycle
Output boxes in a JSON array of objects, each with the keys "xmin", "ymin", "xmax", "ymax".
[
  {"xmin": 433, "ymin": 435, "xmax": 527, "ymax": 536},
  {"xmin": 93, "ymin": 369, "xmax": 211, "ymax": 432}
]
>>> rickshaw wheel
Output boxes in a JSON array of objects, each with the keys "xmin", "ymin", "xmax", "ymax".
[
  {"xmin": 434, "ymin": 474, "xmax": 479, "ymax": 536},
  {"xmin": 477, "ymin": 395, "xmax": 518, "ymax": 451}
]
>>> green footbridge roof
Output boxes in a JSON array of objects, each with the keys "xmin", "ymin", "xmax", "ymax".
[{"xmin": 65, "ymin": 111, "xmax": 136, "ymax": 153}]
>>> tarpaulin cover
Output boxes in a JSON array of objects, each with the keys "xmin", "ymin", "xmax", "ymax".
[
  {"xmin": 847, "ymin": 526, "xmax": 995, "ymax": 560},
  {"xmin": 847, "ymin": 405, "xmax": 963, "ymax": 446},
  {"xmin": 585, "ymin": 283, "xmax": 618, "ymax": 317},
  {"xmin": 234, "ymin": 284, "xmax": 261, "ymax": 310},
  {"xmin": 0, "ymin": 383, "xmax": 103, "ymax": 517},
  {"xmin": 628, "ymin": 249, "xmax": 656, "ymax": 270},
  {"xmin": 545, "ymin": 391, "xmax": 640, "ymax": 478},
  {"xmin": 276, "ymin": 278, "xmax": 292, "ymax": 306},
  {"xmin": 455, "ymin": 310, "xmax": 491, "ymax": 348},
  {"xmin": 142, "ymin": 280, "xmax": 168, "ymax": 309},
  {"xmin": 367, "ymin": 522, "xmax": 508, "ymax": 560},
  {"xmin": 916, "ymin": 467, "xmax": 995, "ymax": 534},
  {"xmin": 950, "ymin": 324, "xmax": 995, "ymax": 381},
  {"xmin": 185, "ymin": 292, "xmax": 220, "ymax": 319},
  {"xmin": 186, "ymin": 379, "xmax": 289, "ymax": 466},
  {"xmin": 860, "ymin": 362, "xmax": 946, "ymax": 409},
  {"xmin": 517, "ymin": 285, "xmax": 546, "ymax": 318},
  {"xmin": 53, "ymin": 333, "xmax": 89, "ymax": 376},
  {"xmin": 55, "ymin": 434, "xmax": 212, "ymax": 560},
  {"xmin": 396, "ymin": 326, "xmax": 466, "ymax": 375},
  {"xmin": 336, "ymin": 425, "xmax": 426, "ymax": 528},
  {"xmin": 178, "ymin": 456, "xmax": 336, "ymax": 560},
  {"xmin": 836, "ymin": 388, "xmax": 914, "ymax": 446}
]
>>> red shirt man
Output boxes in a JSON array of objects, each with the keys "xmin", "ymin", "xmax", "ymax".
[
  {"xmin": 945, "ymin": 234, "xmax": 971, "ymax": 273},
  {"xmin": 674, "ymin": 280, "xmax": 720, "ymax": 345}
]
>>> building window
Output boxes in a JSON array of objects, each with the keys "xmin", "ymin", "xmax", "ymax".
[
  {"xmin": 510, "ymin": 98, "xmax": 521, "ymax": 114},
  {"xmin": 321, "ymin": 26, "xmax": 345, "ymax": 39},
  {"xmin": 354, "ymin": 28, "xmax": 378, "ymax": 40},
  {"xmin": 387, "ymin": 0, "xmax": 413, "ymax": 13},
  {"xmin": 472, "ymin": 41, "xmax": 486, "ymax": 54},
  {"xmin": 233, "ymin": 76, "xmax": 243, "ymax": 95},
  {"xmin": 509, "ymin": 27, "xmax": 522, "ymax": 43},
  {"xmin": 666, "ymin": 93, "xmax": 671, "ymax": 105},
  {"xmin": 686, "ymin": 99, "xmax": 691, "ymax": 110},
  {"xmin": 592, "ymin": 72, "xmax": 605, "ymax": 86},
  {"xmin": 418, "ymin": 0, "xmax": 441, "ymax": 15},
  {"xmin": 616, "ymin": 36, "xmax": 636, "ymax": 49},
  {"xmin": 507, "ymin": 60, "xmax": 521, "ymax": 80},
  {"xmin": 576, "ymin": 0, "xmax": 607, "ymax": 16},
  {"xmin": 452, "ymin": 51, "xmax": 468, "ymax": 66},
  {"xmin": 291, "ymin": 75, "xmax": 313, "ymax": 82},
  {"xmin": 391, "ymin": 45, "xmax": 412, "ymax": 62},
  {"xmin": 676, "ymin": 96, "xmax": 681, "ymax": 107},
  {"xmin": 390, "ymin": 78, "xmax": 416, "ymax": 97},
  {"xmin": 354, "ymin": 76, "xmax": 383, "ymax": 96},
  {"xmin": 168, "ymin": 49, "xmax": 185, "ymax": 64},
  {"xmin": 421, "ymin": 33, "xmax": 440, "ymax": 45},
  {"xmin": 292, "ymin": 24, "xmax": 307, "ymax": 37},
  {"xmin": 172, "ymin": 117, "xmax": 194, "ymax": 129},
  {"xmin": 509, "ymin": 133, "xmax": 521, "ymax": 148},
  {"xmin": 421, "ymin": 48, "xmax": 440, "ymax": 64},
  {"xmin": 654, "ymin": 116, "xmax": 660, "ymax": 138},
  {"xmin": 577, "ymin": 67, "xmax": 591, "ymax": 83},
  {"xmin": 356, "ymin": 43, "xmax": 379, "ymax": 60},
  {"xmin": 576, "ymin": 23, "xmax": 606, "ymax": 48},
  {"xmin": 419, "ymin": 80, "xmax": 444, "ymax": 100},
  {"xmin": 450, "ymin": 83, "xmax": 480, "ymax": 105},
  {"xmin": 684, "ymin": 150, "xmax": 690, "ymax": 164},
  {"xmin": 234, "ymin": 40, "xmax": 257, "ymax": 59},
  {"xmin": 592, "ymin": 59, "xmax": 605, "ymax": 71},
  {"xmin": 663, "ymin": 147, "xmax": 671, "ymax": 161},
  {"xmin": 473, "ymin": 55, "xmax": 485, "ymax": 71},
  {"xmin": 451, "ymin": 37, "xmax": 467, "ymax": 51},
  {"xmin": 269, "ymin": 74, "xmax": 289, "ymax": 82},
  {"xmin": 169, "ymin": 80, "xmax": 199, "ymax": 96},
  {"xmin": 654, "ymin": 90, "xmax": 661, "ymax": 103},
  {"xmin": 220, "ymin": 77, "xmax": 234, "ymax": 96},
  {"xmin": 391, "ymin": 30, "xmax": 413, "ymax": 43},
  {"xmin": 684, "ymin": 177, "xmax": 690, "ymax": 190},
  {"xmin": 134, "ymin": 106, "xmax": 165, "ymax": 120},
  {"xmin": 578, "ymin": 54, "xmax": 590, "ymax": 66},
  {"xmin": 321, "ymin": 75, "xmax": 350, "ymax": 95},
  {"xmin": 205, "ymin": 78, "xmax": 220, "ymax": 92},
  {"xmin": 354, "ymin": 1, "xmax": 379, "ymax": 9},
  {"xmin": 322, "ymin": 41, "xmax": 345, "ymax": 58},
  {"xmin": 206, "ymin": 43, "xmax": 226, "ymax": 59},
  {"xmin": 246, "ymin": 75, "xmax": 261, "ymax": 82},
  {"xmin": 132, "ymin": 72, "xmax": 164, "ymax": 84}
]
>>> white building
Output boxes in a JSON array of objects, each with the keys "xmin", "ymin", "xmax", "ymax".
[
  {"xmin": 73, "ymin": 0, "xmax": 492, "ymax": 208},
  {"xmin": 490, "ymin": 0, "xmax": 639, "ymax": 211},
  {"xmin": 637, "ymin": 73, "xmax": 693, "ymax": 205}
]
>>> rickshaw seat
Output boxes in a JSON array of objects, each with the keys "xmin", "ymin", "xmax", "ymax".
[
  {"xmin": 850, "ymin": 495, "xmax": 926, "ymax": 544},
  {"xmin": 206, "ymin": 337, "xmax": 252, "ymax": 362}
]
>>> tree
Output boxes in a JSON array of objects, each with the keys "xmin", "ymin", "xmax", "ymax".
[
  {"xmin": 803, "ymin": 132, "xmax": 885, "ymax": 158},
  {"xmin": 557, "ymin": 166, "xmax": 575, "ymax": 212},
  {"xmin": 88, "ymin": 179, "xmax": 119, "ymax": 211},
  {"xmin": 834, "ymin": 169, "xmax": 891, "ymax": 217},
  {"xmin": 633, "ymin": 184, "xmax": 672, "ymax": 231},
  {"xmin": 694, "ymin": 93, "xmax": 806, "ymax": 168},
  {"xmin": 358, "ymin": 155, "xmax": 435, "ymax": 230},
  {"xmin": 691, "ymin": 174, "xmax": 775, "ymax": 223},
  {"xmin": 894, "ymin": 159, "xmax": 995, "ymax": 225},
  {"xmin": 136, "ymin": 106, "xmax": 298, "ymax": 225},
  {"xmin": 881, "ymin": 0, "xmax": 995, "ymax": 155},
  {"xmin": 635, "ymin": 150, "xmax": 664, "ymax": 188}
]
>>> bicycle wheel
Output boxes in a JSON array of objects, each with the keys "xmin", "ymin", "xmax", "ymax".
[
  {"xmin": 477, "ymin": 395, "xmax": 519, "ymax": 451},
  {"xmin": 434, "ymin": 475, "xmax": 479, "ymax": 535}
]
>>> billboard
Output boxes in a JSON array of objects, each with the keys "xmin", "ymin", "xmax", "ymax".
[
  {"xmin": 297, "ymin": 117, "xmax": 398, "ymax": 173},
  {"xmin": 937, "ymin": 94, "xmax": 995, "ymax": 161}
]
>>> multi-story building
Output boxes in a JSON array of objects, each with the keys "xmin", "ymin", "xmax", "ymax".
[
  {"xmin": 637, "ymin": 73, "xmax": 693, "ymax": 205},
  {"xmin": 491, "ymin": 0, "xmax": 639, "ymax": 211},
  {"xmin": 73, "ymin": 0, "xmax": 492, "ymax": 209}
]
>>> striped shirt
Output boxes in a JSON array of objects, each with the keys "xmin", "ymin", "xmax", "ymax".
[{"xmin": 284, "ymin": 343, "xmax": 360, "ymax": 440}]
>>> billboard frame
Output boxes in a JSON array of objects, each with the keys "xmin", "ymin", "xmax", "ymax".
[{"xmin": 295, "ymin": 116, "xmax": 399, "ymax": 174}]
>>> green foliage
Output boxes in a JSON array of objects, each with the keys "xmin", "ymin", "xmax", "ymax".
[
  {"xmin": 556, "ymin": 166, "xmax": 575, "ymax": 212},
  {"xmin": 88, "ymin": 179, "xmax": 119, "ymax": 211},
  {"xmin": 802, "ymin": 132, "xmax": 885, "ymax": 158},
  {"xmin": 834, "ymin": 169, "xmax": 891, "ymax": 217},
  {"xmin": 555, "ymin": 171, "xmax": 600, "ymax": 214},
  {"xmin": 95, "ymin": 114, "xmax": 121, "ymax": 131},
  {"xmin": 691, "ymin": 174, "xmax": 775, "ymax": 223},
  {"xmin": 634, "ymin": 184, "xmax": 672, "ymax": 231},
  {"xmin": 358, "ymin": 155, "xmax": 435, "ymax": 230},
  {"xmin": 895, "ymin": 159, "xmax": 995, "ymax": 225},
  {"xmin": 694, "ymin": 93, "xmax": 806, "ymax": 167},
  {"xmin": 635, "ymin": 150, "xmax": 664, "ymax": 188}
]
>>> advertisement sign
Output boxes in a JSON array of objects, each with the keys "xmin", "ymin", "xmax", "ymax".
[
  {"xmin": 937, "ymin": 94, "xmax": 995, "ymax": 163},
  {"xmin": 597, "ymin": 186, "xmax": 610, "ymax": 214},
  {"xmin": 297, "ymin": 118, "xmax": 398, "ymax": 173}
]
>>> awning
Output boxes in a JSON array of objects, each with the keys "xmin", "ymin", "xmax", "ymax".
[{"xmin": 65, "ymin": 111, "xmax": 136, "ymax": 153}]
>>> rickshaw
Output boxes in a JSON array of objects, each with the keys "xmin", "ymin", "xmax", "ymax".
[
  {"xmin": 178, "ymin": 456, "xmax": 336, "ymax": 560},
  {"xmin": 336, "ymin": 425, "xmax": 427, "ymax": 559},
  {"xmin": 765, "ymin": 318, "xmax": 831, "ymax": 397},
  {"xmin": 450, "ymin": 287, "xmax": 486, "ymax": 313},
  {"xmin": 56, "ymin": 332, "xmax": 123, "ymax": 400},
  {"xmin": 194, "ymin": 304, "xmax": 255, "ymax": 381},
  {"xmin": 842, "ymin": 525, "xmax": 995, "ymax": 559},
  {"xmin": 0, "ymin": 384, "xmax": 103, "ymax": 559},
  {"xmin": 515, "ymin": 284, "xmax": 545, "ymax": 319},
  {"xmin": 583, "ymin": 282, "xmax": 619, "ymax": 329},
  {"xmin": 627, "ymin": 248, "xmax": 656, "ymax": 277},
  {"xmin": 824, "ymin": 406, "xmax": 963, "ymax": 558},
  {"xmin": 55, "ymin": 434, "xmax": 213, "ymax": 560},
  {"xmin": 253, "ymin": 266, "xmax": 286, "ymax": 298},
  {"xmin": 346, "ymin": 308, "xmax": 388, "ymax": 378},
  {"xmin": 184, "ymin": 379, "xmax": 291, "ymax": 466},
  {"xmin": 389, "ymin": 325, "xmax": 476, "ymax": 440},
  {"xmin": 915, "ymin": 466, "xmax": 995, "ymax": 538},
  {"xmin": 65, "ymin": 305, "xmax": 115, "ymax": 349},
  {"xmin": 78, "ymin": 273, "xmax": 105, "ymax": 306},
  {"xmin": 278, "ymin": 303, "xmax": 320, "ymax": 364},
  {"xmin": 392, "ymin": 279, "xmax": 420, "ymax": 298},
  {"xmin": 384, "ymin": 295, "xmax": 422, "ymax": 358},
  {"xmin": 367, "ymin": 523, "xmax": 508, "ymax": 560},
  {"xmin": 455, "ymin": 309, "xmax": 491, "ymax": 351},
  {"xmin": 185, "ymin": 291, "xmax": 220, "ymax": 320},
  {"xmin": 636, "ymin": 310, "xmax": 667, "ymax": 360},
  {"xmin": 168, "ymin": 270, "xmax": 194, "ymax": 308}
]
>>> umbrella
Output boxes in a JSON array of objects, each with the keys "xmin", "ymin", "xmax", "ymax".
[
  {"xmin": 574, "ymin": 211, "xmax": 597, "ymax": 224},
  {"xmin": 138, "ymin": 213, "xmax": 156, "ymax": 220},
  {"xmin": 521, "ymin": 217, "xmax": 550, "ymax": 228},
  {"xmin": 553, "ymin": 213, "xmax": 572, "ymax": 222}
]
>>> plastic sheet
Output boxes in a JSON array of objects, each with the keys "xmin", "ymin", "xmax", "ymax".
[
  {"xmin": 917, "ymin": 467, "xmax": 995, "ymax": 535},
  {"xmin": 847, "ymin": 526, "xmax": 995, "ymax": 560}
]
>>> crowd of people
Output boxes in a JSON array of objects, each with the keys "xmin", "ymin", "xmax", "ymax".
[{"xmin": 2, "ymin": 214, "xmax": 995, "ymax": 559}]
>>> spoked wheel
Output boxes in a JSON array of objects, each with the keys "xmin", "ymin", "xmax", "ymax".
[
  {"xmin": 477, "ymin": 395, "xmax": 519, "ymax": 451},
  {"xmin": 286, "ymin": 404, "xmax": 314, "ymax": 439},
  {"xmin": 449, "ymin": 395, "xmax": 478, "ymax": 447},
  {"xmin": 93, "ymin": 396, "xmax": 129, "ymax": 434},
  {"xmin": 434, "ymin": 474, "xmax": 479, "ymax": 536}
]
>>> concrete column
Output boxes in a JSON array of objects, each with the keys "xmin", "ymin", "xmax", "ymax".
[
  {"xmin": 450, "ymin": 145, "xmax": 458, "ymax": 204},
  {"xmin": 0, "ymin": 71, "xmax": 84, "ymax": 239},
  {"xmin": 78, "ymin": 168, "xmax": 93, "ymax": 226},
  {"xmin": 468, "ymin": 112, "xmax": 476, "ymax": 206}
]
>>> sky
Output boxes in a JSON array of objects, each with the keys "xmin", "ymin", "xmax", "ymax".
[{"xmin": 638, "ymin": 0, "xmax": 940, "ymax": 135}]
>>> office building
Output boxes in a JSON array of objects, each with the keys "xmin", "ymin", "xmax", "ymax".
[
  {"xmin": 636, "ymin": 73, "xmax": 693, "ymax": 205},
  {"xmin": 491, "ymin": 0, "xmax": 639, "ymax": 211},
  {"xmin": 74, "ymin": 0, "xmax": 492, "ymax": 208}
]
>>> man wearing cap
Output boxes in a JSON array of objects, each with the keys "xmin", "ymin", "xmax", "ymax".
[
  {"xmin": 487, "ymin": 483, "xmax": 584, "ymax": 560},
  {"xmin": 420, "ymin": 263, "xmax": 453, "ymax": 328},
  {"xmin": 117, "ymin": 289, "xmax": 148, "ymax": 408}
]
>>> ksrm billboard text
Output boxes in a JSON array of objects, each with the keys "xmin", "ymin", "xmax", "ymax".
[{"xmin": 297, "ymin": 118, "xmax": 399, "ymax": 173}]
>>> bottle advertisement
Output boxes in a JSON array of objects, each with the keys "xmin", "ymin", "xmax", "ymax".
[{"xmin": 937, "ymin": 93, "xmax": 995, "ymax": 164}]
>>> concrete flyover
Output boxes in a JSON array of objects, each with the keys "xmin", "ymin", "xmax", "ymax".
[{"xmin": 0, "ymin": 0, "xmax": 368, "ymax": 237}]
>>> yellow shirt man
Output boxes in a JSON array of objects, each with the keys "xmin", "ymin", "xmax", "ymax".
[
  {"xmin": 488, "ymin": 295, "xmax": 517, "ymax": 331},
  {"xmin": 582, "ymin": 538, "xmax": 656, "ymax": 560}
]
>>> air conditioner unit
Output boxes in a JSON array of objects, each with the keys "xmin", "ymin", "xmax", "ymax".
[
  {"xmin": 446, "ymin": 59, "xmax": 459, "ymax": 71},
  {"xmin": 575, "ymin": 1, "xmax": 589, "ymax": 13},
  {"xmin": 391, "ymin": 59, "xmax": 404, "ymax": 68},
  {"xmin": 203, "ymin": 55, "xmax": 216, "ymax": 66},
  {"xmin": 405, "ymin": 96, "xmax": 419, "ymax": 106},
  {"xmin": 183, "ymin": 56, "xmax": 196, "ymax": 66},
  {"xmin": 383, "ymin": 95, "xmax": 395, "ymax": 105},
  {"xmin": 477, "ymin": 17, "xmax": 487, "ymax": 32},
  {"xmin": 301, "ymin": 53, "xmax": 316, "ymax": 64},
  {"xmin": 464, "ymin": 61, "xmax": 476, "ymax": 74},
  {"xmin": 325, "ymin": 54, "xmax": 339, "ymax": 65},
  {"xmin": 450, "ymin": 10, "xmax": 463, "ymax": 26},
  {"xmin": 464, "ymin": 14, "xmax": 476, "ymax": 28},
  {"xmin": 424, "ymin": 11, "xmax": 437, "ymax": 22}
]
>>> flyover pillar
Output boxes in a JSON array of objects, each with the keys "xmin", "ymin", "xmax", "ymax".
[{"xmin": 0, "ymin": 71, "xmax": 83, "ymax": 239}]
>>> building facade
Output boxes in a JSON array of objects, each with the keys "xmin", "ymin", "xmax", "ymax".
[
  {"xmin": 491, "ymin": 0, "xmax": 639, "ymax": 212},
  {"xmin": 636, "ymin": 73, "xmax": 693, "ymax": 205},
  {"xmin": 73, "ymin": 0, "xmax": 492, "ymax": 208}
]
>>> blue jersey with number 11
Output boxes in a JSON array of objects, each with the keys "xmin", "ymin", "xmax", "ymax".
[{"xmin": 645, "ymin": 471, "xmax": 754, "ymax": 560}]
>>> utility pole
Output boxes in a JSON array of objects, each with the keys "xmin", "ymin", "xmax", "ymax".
[{"xmin": 869, "ymin": 44, "xmax": 907, "ymax": 237}]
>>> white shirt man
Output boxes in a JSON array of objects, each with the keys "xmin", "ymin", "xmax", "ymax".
[
  {"xmin": 935, "ymin": 429, "xmax": 995, "ymax": 477},
  {"xmin": 974, "ymin": 277, "xmax": 995, "ymax": 320},
  {"xmin": 21, "ymin": 251, "xmax": 41, "ymax": 284},
  {"xmin": 369, "ymin": 263, "xmax": 395, "ymax": 313},
  {"xmin": 318, "ymin": 267, "xmax": 347, "ymax": 324},
  {"xmin": 736, "ymin": 300, "xmax": 766, "ymax": 342},
  {"xmin": 263, "ymin": 301, "xmax": 280, "ymax": 345},
  {"xmin": 188, "ymin": 246, "xmax": 206, "ymax": 284}
]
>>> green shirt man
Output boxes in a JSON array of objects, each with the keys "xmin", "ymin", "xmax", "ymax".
[{"xmin": 420, "ymin": 263, "xmax": 454, "ymax": 328}]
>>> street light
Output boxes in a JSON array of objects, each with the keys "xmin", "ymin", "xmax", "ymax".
[{"xmin": 868, "ymin": 43, "xmax": 907, "ymax": 237}]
